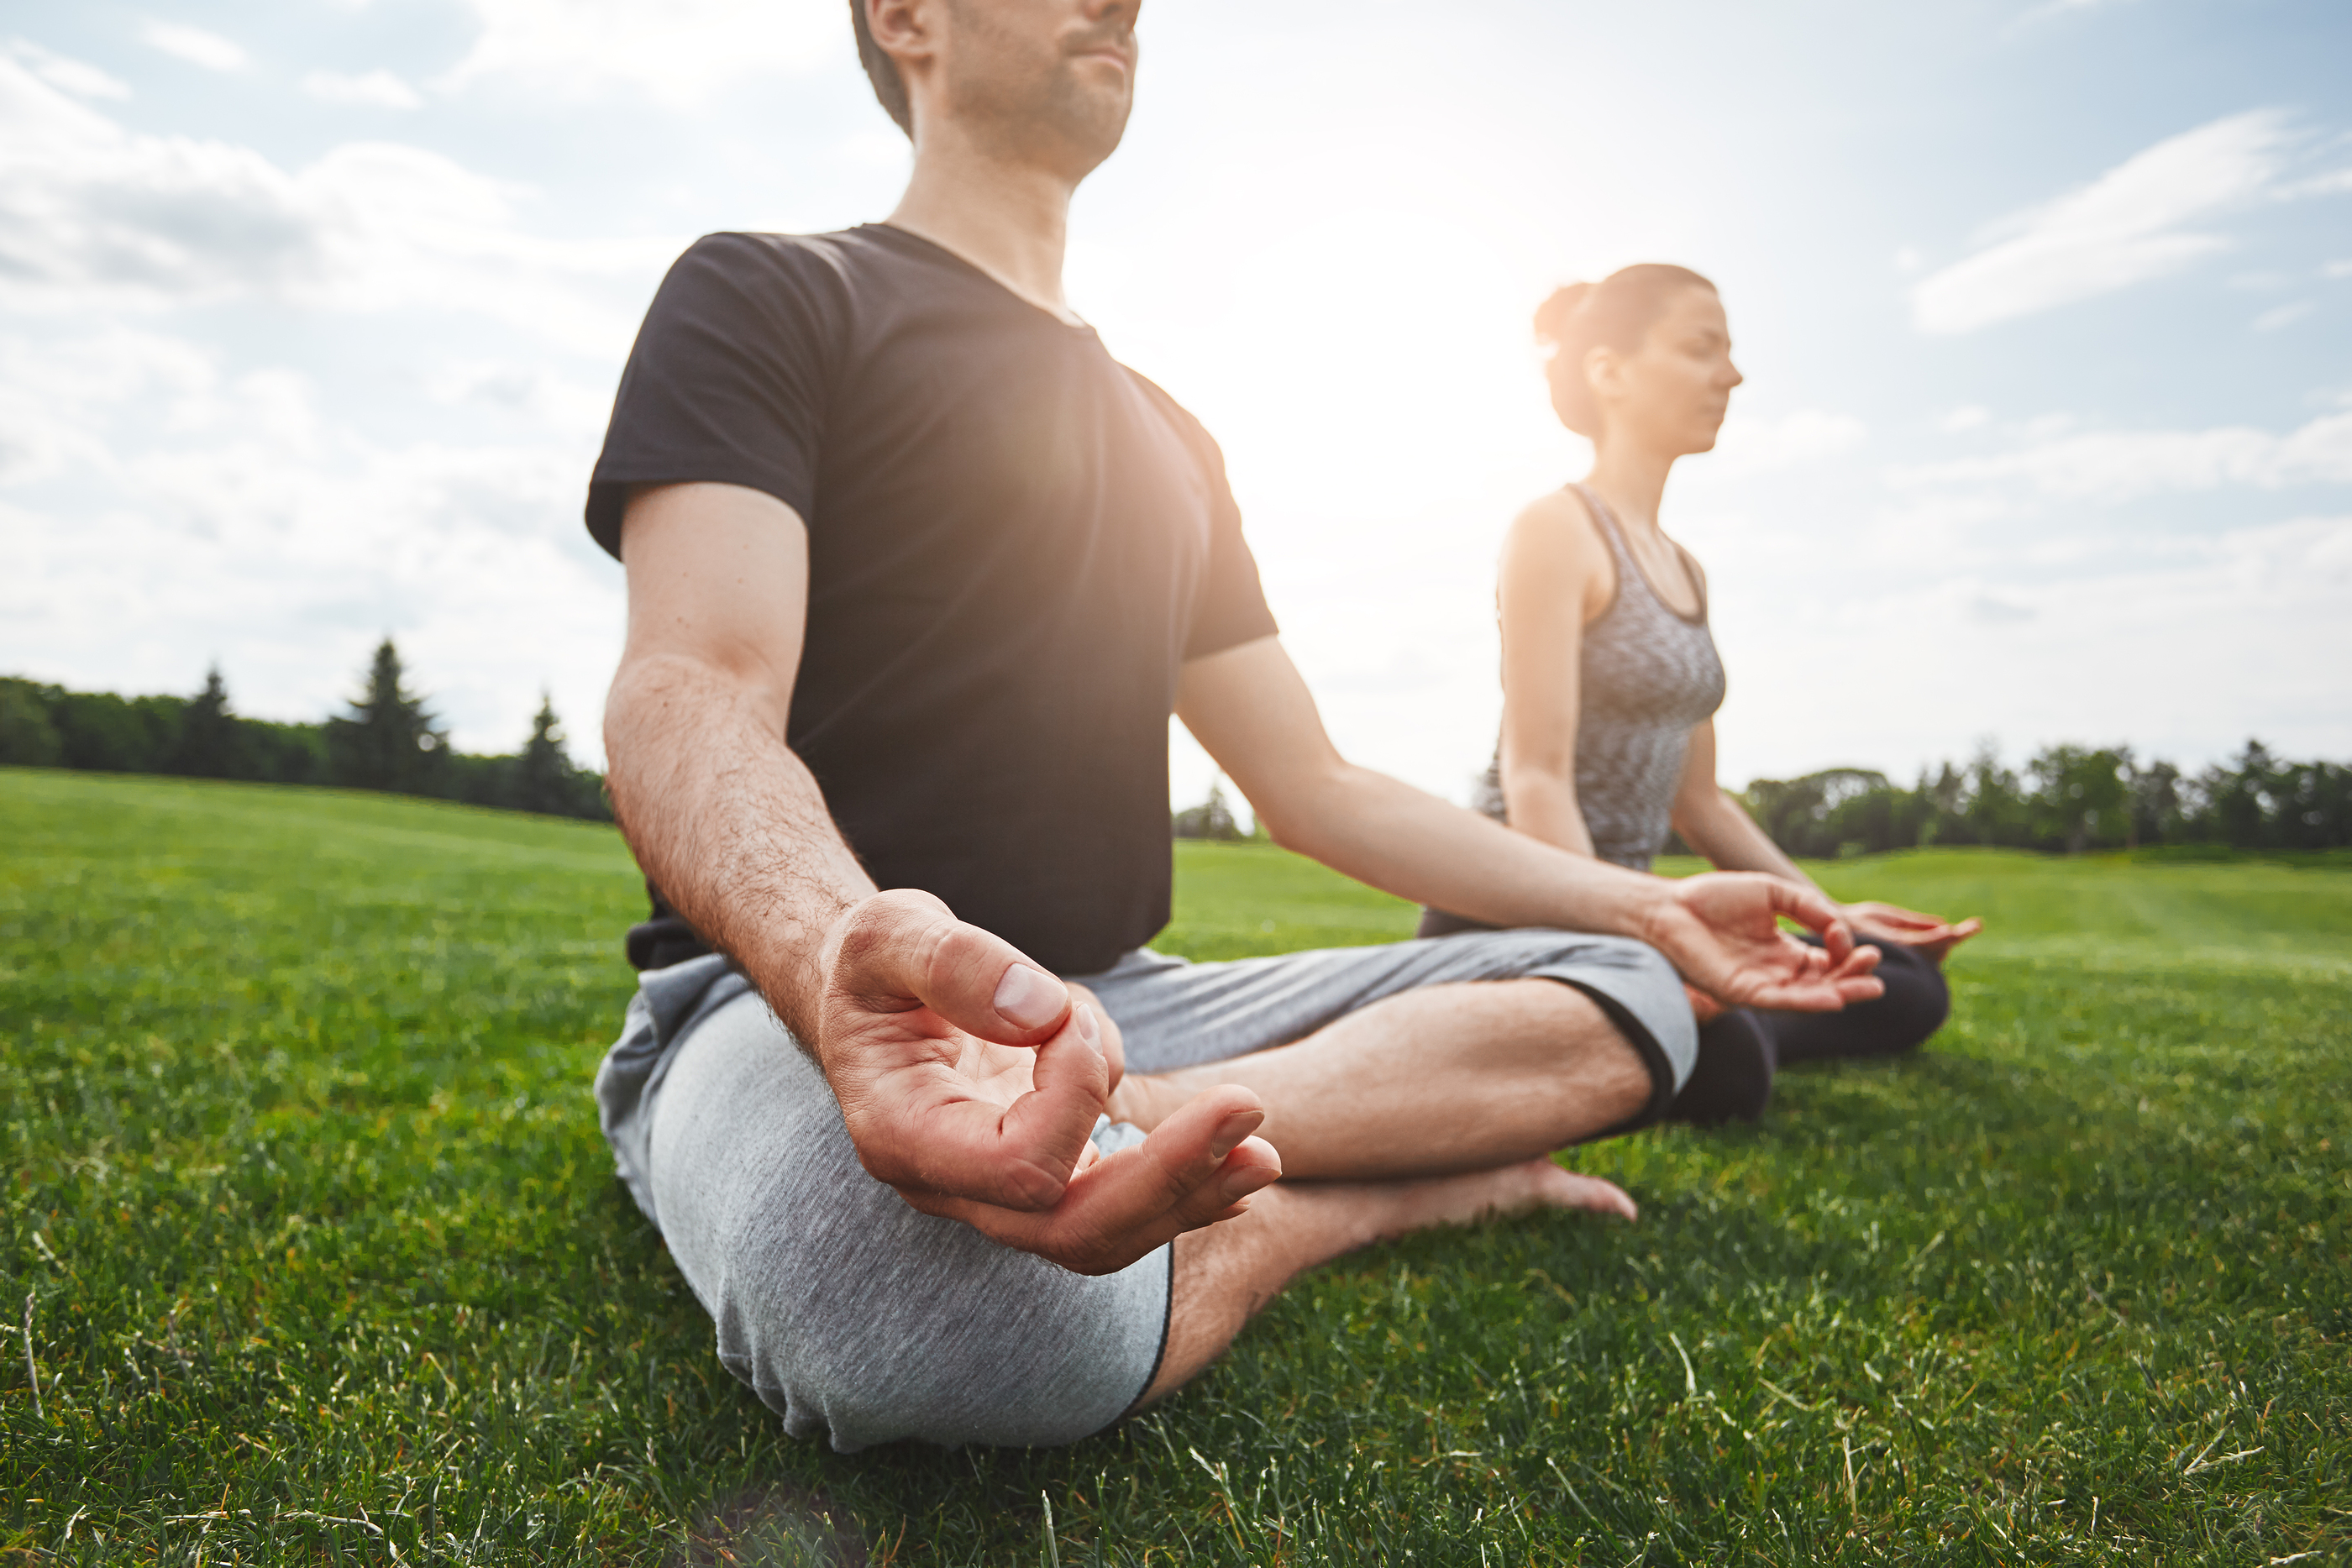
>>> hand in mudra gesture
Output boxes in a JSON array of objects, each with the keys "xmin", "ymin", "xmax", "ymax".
[
  {"xmin": 814, "ymin": 889, "xmax": 1281, "ymax": 1276},
  {"xmin": 1642, "ymin": 872, "xmax": 1887, "ymax": 1013},
  {"xmin": 1839, "ymin": 900, "xmax": 1982, "ymax": 962}
]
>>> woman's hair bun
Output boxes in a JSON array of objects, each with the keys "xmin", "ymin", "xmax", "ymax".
[
  {"xmin": 1534, "ymin": 264, "xmax": 1718, "ymax": 438},
  {"xmin": 1533, "ymin": 283, "xmax": 1593, "ymax": 349}
]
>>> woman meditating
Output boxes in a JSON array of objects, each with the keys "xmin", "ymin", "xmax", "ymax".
[{"xmin": 1420, "ymin": 265, "xmax": 1979, "ymax": 1123}]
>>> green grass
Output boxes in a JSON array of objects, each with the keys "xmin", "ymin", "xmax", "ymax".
[{"xmin": 4, "ymin": 769, "xmax": 2348, "ymax": 1565}]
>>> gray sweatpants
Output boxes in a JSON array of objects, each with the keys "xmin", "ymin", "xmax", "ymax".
[{"xmin": 594, "ymin": 930, "xmax": 1691, "ymax": 1452}]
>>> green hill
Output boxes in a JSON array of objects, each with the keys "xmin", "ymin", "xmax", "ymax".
[{"xmin": 6, "ymin": 770, "xmax": 2347, "ymax": 1564}]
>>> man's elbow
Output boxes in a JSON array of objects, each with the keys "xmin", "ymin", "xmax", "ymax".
[
  {"xmin": 601, "ymin": 652, "xmax": 686, "ymax": 770},
  {"xmin": 612, "ymin": 647, "xmax": 790, "ymax": 737},
  {"xmin": 1245, "ymin": 760, "xmax": 1357, "ymax": 856},
  {"xmin": 1247, "ymin": 796, "xmax": 1314, "ymax": 855}
]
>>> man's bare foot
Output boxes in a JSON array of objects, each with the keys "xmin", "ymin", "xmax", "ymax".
[
  {"xmin": 1141, "ymin": 1155, "xmax": 1635, "ymax": 1403},
  {"xmin": 1360, "ymin": 1153, "xmax": 1638, "ymax": 1237}
]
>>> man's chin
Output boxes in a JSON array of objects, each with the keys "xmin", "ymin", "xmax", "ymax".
[
  {"xmin": 1042, "ymin": 113, "xmax": 1131, "ymax": 181},
  {"xmin": 1058, "ymin": 85, "xmax": 1133, "ymax": 165}
]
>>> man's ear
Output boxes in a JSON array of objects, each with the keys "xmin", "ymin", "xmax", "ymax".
[{"xmin": 866, "ymin": 0, "xmax": 937, "ymax": 66}]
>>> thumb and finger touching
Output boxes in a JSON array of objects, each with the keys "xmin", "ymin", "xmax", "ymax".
[
  {"xmin": 900, "ymin": 1086, "xmax": 1281, "ymax": 1275},
  {"xmin": 832, "ymin": 893, "xmax": 1077, "ymax": 1045},
  {"xmin": 826, "ymin": 892, "xmax": 1127, "ymax": 1212}
]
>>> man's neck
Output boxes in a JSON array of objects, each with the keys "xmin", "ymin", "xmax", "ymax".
[
  {"xmin": 887, "ymin": 129, "xmax": 1081, "ymax": 324},
  {"xmin": 1583, "ymin": 443, "xmax": 1675, "ymax": 536}
]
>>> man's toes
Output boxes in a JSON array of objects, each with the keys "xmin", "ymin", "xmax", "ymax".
[{"xmin": 1536, "ymin": 1162, "xmax": 1637, "ymax": 1221}]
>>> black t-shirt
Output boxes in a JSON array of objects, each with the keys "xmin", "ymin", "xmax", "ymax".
[{"xmin": 588, "ymin": 225, "xmax": 1278, "ymax": 975}]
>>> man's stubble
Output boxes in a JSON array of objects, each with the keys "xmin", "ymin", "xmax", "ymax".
[{"xmin": 937, "ymin": 0, "xmax": 1136, "ymax": 181}]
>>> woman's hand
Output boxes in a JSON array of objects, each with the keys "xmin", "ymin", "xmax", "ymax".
[{"xmin": 1839, "ymin": 901, "xmax": 1982, "ymax": 962}]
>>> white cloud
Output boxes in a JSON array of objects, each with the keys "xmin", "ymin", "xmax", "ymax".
[
  {"xmin": 0, "ymin": 328, "xmax": 623, "ymax": 756},
  {"xmin": 2278, "ymin": 168, "xmax": 2352, "ymax": 199},
  {"xmin": 438, "ymin": 0, "xmax": 843, "ymax": 107},
  {"xmin": 2323, "ymin": 260, "xmax": 2352, "ymax": 280},
  {"xmin": 0, "ymin": 325, "xmax": 212, "ymax": 486},
  {"xmin": 1706, "ymin": 513, "xmax": 2352, "ymax": 779},
  {"xmin": 0, "ymin": 57, "xmax": 674, "ymax": 353},
  {"xmin": 5, "ymin": 38, "xmax": 130, "ymax": 99},
  {"xmin": 2253, "ymin": 301, "xmax": 2314, "ymax": 333},
  {"xmin": 1967, "ymin": 593, "xmax": 2035, "ymax": 626},
  {"xmin": 425, "ymin": 359, "xmax": 612, "ymax": 438},
  {"xmin": 1888, "ymin": 408, "xmax": 2352, "ymax": 501},
  {"xmin": 2007, "ymin": 0, "xmax": 2124, "ymax": 27},
  {"xmin": 302, "ymin": 69, "xmax": 423, "ymax": 109},
  {"xmin": 141, "ymin": 21, "xmax": 248, "ymax": 72},
  {"xmin": 1912, "ymin": 111, "xmax": 2292, "ymax": 333},
  {"xmin": 1707, "ymin": 408, "xmax": 1868, "ymax": 473},
  {"xmin": 1940, "ymin": 404, "xmax": 1992, "ymax": 433}
]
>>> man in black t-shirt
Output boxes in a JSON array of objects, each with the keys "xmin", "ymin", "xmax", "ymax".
[{"xmin": 589, "ymin": 0, "xmax": 1882, "ymax": 1451}]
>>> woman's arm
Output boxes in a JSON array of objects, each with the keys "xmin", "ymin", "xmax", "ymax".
[
  {"xmin": 1495, "ymin": 491, "xmax": 1614, "ymax": 857},
  {"xmin": 1669, "ymin": 720, "xmax": 1820, "ymax": 886},
  {"xmin": 1670, "ymin": 720, "xmax": 1982, "ymax": 957}
]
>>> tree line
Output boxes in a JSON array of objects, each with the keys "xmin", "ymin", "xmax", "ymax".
[
  {"xmin": 0, "ymin": 639, "xmax": 611, "ymax": 821},
  {"xmin": 1735, "ymin": 740, "xmax": 2351, "ymax": 859},
  {"xmin": 1173, "ymin": 740, "xmax": 2349, "ymax": 858},
  {"xmin": 7, "ymin": 652, "xmax": 2341, "ymax": 855}
]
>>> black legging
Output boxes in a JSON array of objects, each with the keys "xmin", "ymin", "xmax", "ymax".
[
  {"xmin": 1753, "ymin": 932, "xmax": 1949, "ymax": 1064},
  {"xmin": 1415, "ymin": 908, "xmax": 1951, "ymax": 1064}
]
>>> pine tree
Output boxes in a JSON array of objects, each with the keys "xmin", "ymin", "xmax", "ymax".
[
  {"xmin": 1173, "ymin": 778, "xmax": 1246, "ymax": 841},
  {"xmin": 171, "ymin": 664, "xmax": 247, "ymax": 779},
  {"xmin": 516, "ymin": 691, "xmax": 573, "ymax": 815},
  {"xmin": 326, "ymin": 638, "xmax": 445, "ymax": 794}
]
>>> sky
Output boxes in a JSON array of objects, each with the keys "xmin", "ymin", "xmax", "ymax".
[{"xmin": 3, "ymin": 0, "xmax": 2348, "ymax": 818}]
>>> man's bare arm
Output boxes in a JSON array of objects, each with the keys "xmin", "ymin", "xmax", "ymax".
[
  {"xmin": 1176, "ymin": 637, "xmax": 1882, "ymax": 1013},
  {"xmin": 605, "ymin": 483, "xmax": 872, "ymax": 1045},
  {"xmin": 602, "ymin": 483, "xmax": 1278, "ymax": 1272}
]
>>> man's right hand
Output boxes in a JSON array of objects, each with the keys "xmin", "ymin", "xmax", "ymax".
[{"xmin": 813, "ymin": 889, "xmax": 1282, "ymax": 1276}]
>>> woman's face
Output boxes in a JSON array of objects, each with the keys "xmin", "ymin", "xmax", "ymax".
[{"xmin": 1586, "ymin": 286, "xmax": 1743, "ymax": 458}]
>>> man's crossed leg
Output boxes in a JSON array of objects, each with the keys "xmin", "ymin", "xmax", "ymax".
[{"xmin": 608, "ymin": 928, "xmax": 1687, "ymax": 1450}]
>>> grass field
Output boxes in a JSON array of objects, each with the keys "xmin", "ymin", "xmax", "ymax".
[{"xmin": 4, "ymin": 768, "xmax": 2348, "ymax": 1565}]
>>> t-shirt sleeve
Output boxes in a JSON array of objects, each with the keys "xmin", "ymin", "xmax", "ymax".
[
  {"xmin": 1179, "ymin": 421, "xmax": 1280, "ymax": 660},
  {"xmin": 584, "ymin": 233, "xmax": 840, "ymax": 559}
]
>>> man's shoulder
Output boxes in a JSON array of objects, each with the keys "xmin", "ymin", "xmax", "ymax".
[
  {"xmin": 1117, "ymin": 365, "xmax": 1223, "ymax": 466},
  {"xmin": 668, "ymin": 227, "xmax": 898, "ymax": 292}
]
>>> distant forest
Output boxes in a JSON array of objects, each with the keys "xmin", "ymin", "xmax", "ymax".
[
  {"xmin": 1173, "ymin": 741, "xmax": 2351, "ymax": 857},
  {"xmin": 5, "ymin": 652, "xmax": 2344, "ymax": 855},
  {"xmin": 0, "ymin": 639, "xmax": 610, "ymax": 821},
  {"xmin": 1734, "ymin": 740, "xmax": 2350, "ymax": 858}
]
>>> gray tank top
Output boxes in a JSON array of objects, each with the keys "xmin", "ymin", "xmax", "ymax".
[{"xmin": 1475, "ymin": 484, "xmax": 1726, "ymax": 871}]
